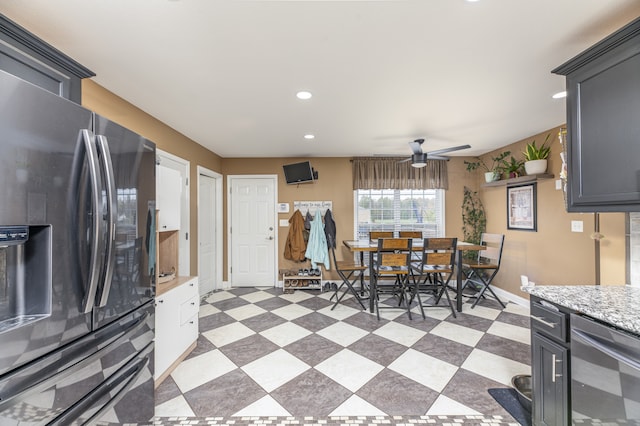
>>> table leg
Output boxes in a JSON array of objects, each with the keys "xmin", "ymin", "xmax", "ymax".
[
  {"xmin": 369, "ymin": 251, "xmax": 375, "ymax": 312},
  {"xmin": 360, "ymin": 252, "xmax": 365, "ymax": 296},
  {"xmin": 456, "ymin": 249, "xmax": 463, "ymax": 312}
]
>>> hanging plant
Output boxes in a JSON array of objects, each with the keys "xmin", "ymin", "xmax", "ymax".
[{"xmin": 462, "ymin": 186, "xmax": 486, "ymax": 260}]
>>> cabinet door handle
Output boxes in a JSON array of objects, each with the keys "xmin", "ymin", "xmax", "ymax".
[
  {"xmin": 191, "ymin": 302, "xmax": 195, "ymax": 306},
  {"xmin": 532, "ymin": 315, "xmax": 557, "ymax": 328},
  {"xmin": 551, "ymin": 354, "xmax": 562, "ymax": 382}
]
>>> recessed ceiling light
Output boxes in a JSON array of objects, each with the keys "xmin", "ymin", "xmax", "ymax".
[
  {"xmin": 296, "ymin": 91, "xmax": 312, "ymax": 100},
  {"xmin": 466, "ymin": 0, "xmax": 480, "ymax": 2},
  {"xmin": 553, "ymin": 91, "xmax": 567, "ymax": 99},
  {"xmin": 304, "ymin": 134, "xmax": 315, "ymax": 140}
]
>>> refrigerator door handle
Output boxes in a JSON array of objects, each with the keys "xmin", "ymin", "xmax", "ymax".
[
  {"xmin": 47, "ymin": 342, "xmax": 153, "ymax": 426},
  {"xmin": 81, "ymin": 129, "xmax": 105, "ymax": 313},
  {"xmin": 96, "ymin": 135, "xmax": 117, "ymax": 307}
]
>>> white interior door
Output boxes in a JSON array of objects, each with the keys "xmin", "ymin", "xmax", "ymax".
[
  {"xmin": 198, "ymin": 167, "xmax": 222, "ymax": 295},
  {"xmin": 229, "ymin": 175, "xmax": 277, "ymax": 287}
]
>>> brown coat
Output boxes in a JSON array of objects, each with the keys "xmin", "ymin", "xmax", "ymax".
[{"xmin": 284, "ymin": 210, "xmax": 307, "ymax": 261}]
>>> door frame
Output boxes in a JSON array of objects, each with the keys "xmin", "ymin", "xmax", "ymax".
[
  {"xmin": 227, "ymin": 175, "xmax": 278, "ymax": 287},
  {"xmin": 156, "ymin": 149, "xmax": 190, "ymax": 275},
  {"xmin": 197, "ymin": 166, "xmax": 223, "ymax": 293}
]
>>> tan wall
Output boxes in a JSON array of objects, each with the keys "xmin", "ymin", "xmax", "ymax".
[
  {"xmin": 473, "ymin": 126, "xmax": 627, "ymax": 299},
  {"xmin": 82, "ymin": 80, "xmax": 223, "ymax": 276}
]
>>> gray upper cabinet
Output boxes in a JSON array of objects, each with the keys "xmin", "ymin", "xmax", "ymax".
[
  {"xmin": 553, "ymin": 17, "xmax": 640, "ymax": 212},
  {"xmin": 0, "ymin": 14, "xmax": 94, "ymax": 103}
]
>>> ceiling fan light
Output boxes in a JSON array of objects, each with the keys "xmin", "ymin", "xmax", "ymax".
[{"xmin": 411, "ymin": 161, "xmax": 427, "ymax": 168}]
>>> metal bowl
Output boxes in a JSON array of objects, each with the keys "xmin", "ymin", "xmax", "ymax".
[{"xmin": 511, "ymin": 374, "xmax": 532, "ymax": 413}]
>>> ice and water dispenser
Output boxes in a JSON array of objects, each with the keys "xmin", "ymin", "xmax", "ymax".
[{"xmin": 0, "ymin": 225, "xmax": 51, "ymax": 333}]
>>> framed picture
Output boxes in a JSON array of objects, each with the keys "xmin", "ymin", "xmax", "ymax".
[{"xmin": 507, "ymin": 183, "xmax": 537, "ymax": 231}]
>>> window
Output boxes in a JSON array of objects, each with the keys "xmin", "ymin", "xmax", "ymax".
[{"xmin": 354, "ymin": 189, "xmax": 445, "ymax": 240}]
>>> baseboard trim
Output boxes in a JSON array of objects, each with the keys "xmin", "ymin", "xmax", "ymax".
[{"xmin": 492, "ymin": 286, "xmax": 529, "ymax": 307}]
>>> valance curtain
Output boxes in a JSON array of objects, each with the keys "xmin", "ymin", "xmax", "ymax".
[{"xmin": 351, "ymin": 157, "xmax": 448, "ymax": 190}]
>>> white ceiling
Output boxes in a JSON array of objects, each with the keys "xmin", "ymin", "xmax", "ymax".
[{"xmin": 2, "ymin": 1, "xmax": 639, "ymax": 159}]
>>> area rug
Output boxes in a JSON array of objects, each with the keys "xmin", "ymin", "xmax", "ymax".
[{"xmin": 488, "ymin": 388, "xmax": 532, "ymax": 426}]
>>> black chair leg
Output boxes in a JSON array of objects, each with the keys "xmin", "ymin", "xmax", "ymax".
[
  {"xmin": 473, "ymin": 280, "xmax": 506, "ymax": 309},
  {"xmin": 402, "ymin": 277, "xmax": 412, "ymax": 320},
  {"xmin": 331, "ymin": 271, "xmax": 367, "ymax": 311},
  {"xmin": 412, "ymin": 280, "xmax": 426, "ymax": 319},
  {"xmin": 468, "ymin": 271, "xmax": 506, "ymax": 309},
  {"xmin": 431, "ymin": 274, "xmax": 456, "ymax": 318}
]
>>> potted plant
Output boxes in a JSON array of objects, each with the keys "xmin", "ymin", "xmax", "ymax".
[
  {"xmin": 465, "ymin": 151, "xmax": 511, "ymax": 182},
  {"xmin": 523, "ymin": 134, "xmax": 551, "ymax": 175},
  {"xmin": 500, "ymin": 156, "xmax": 525, "ymax": 179},
  {"xmin": 461, "ymin": 186, "xmax": 486, "ymax": 260}
]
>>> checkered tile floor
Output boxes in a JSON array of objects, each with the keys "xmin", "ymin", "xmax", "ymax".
[{"xmin": 154, "ymin": 286, "xmax": 531, "ymax": 425}]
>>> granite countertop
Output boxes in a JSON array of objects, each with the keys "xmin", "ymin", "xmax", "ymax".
[{"xmin": 522, "ymin": 285, "xmax": 640, "ymax": 335}]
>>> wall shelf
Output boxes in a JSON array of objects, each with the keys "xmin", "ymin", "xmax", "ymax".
[{"xmin": 482, "ymin": 173, "xmax": 554, "ymax": 187}]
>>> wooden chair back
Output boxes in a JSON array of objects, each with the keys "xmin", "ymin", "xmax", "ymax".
[
  {"xmin": 378, "ymin": 237, "xmax": 411, "ymax": 251},
  {"xmin": 399, "ymin": 231, "xmax": 422, "ymax": 239},
  {"xmin": 370, "ymin": 231, "xmax": 393, "ymax": 240}
]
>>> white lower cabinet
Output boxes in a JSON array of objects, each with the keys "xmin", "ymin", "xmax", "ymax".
[{"xmin": 155, "ymin": 276, "xmax": 199, "ymax": 383}]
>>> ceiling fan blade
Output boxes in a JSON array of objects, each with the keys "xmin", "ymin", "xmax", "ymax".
[
  {"xmin": 408, "ymin": 139, "xmax": 424, "ymax": 155},
  {"xmin": 426, "ymin": 144, "xmax": 471, "ymax": 156},
  {"xmin": 427, "ymin": 155, "xmax": 450, "ymax": 160}
]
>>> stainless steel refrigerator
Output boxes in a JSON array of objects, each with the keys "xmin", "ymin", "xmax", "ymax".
[{"xmin": 0, "ymin": 69, "xmax": 156, "ymax": 424}]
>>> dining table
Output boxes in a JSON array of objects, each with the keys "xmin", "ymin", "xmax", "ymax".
[{"xmin": 342, "ymin": 239, "xmax": 485, "ymax": 313}]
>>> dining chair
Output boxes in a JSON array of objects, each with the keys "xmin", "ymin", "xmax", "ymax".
[
  {"xmin": 328, "ymin": 240, "xmax": 368, "ymax": 311},
  {"xmin": 462, "ymin": 233, "xmax": 506, "ymax": 308},
  {"xmin": 410, "ymin": 237, "xmax": 457, "ymax": 318},
  {"xmin": 371, "ymin": 237, "xmax": 413, "ymax": 320}
]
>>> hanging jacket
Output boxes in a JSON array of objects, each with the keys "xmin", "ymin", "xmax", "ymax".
[
  {"xmin": 284, "ymin": 210, "xmax": 307, "ymax": 261},
  {"xmin": 304, "ymin": 211, "xmax": 313, "ymax": 230},
  {"xmin": 324, "ymin": 209, "xmax": 336, "ymax": 248},
  {"xmin": 305, "ymin": 209, "xmax": 330, "ymax": 270}
]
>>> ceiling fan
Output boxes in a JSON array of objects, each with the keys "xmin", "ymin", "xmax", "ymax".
[{"xmin": 400, "ymin": 139, "xmax": 471, "ymax": 168}]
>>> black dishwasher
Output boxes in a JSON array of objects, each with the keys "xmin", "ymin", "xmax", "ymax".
[{"xmin": 570, "ymin": 314, "xmax": 640, "ymax": 422}]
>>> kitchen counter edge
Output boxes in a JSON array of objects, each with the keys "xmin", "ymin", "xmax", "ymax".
[{"xmin": 522, "ymin": 285, "xmax": 640, "ymax": 335}]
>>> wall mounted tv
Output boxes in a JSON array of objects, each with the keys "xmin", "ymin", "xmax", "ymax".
[{"xmin": 283, "ymin": 161, "xmax": 316, "ymax": 184}]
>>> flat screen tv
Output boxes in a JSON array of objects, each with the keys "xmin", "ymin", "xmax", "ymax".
[{"xmin": 283, "ymin": 161, "xmax": 315, "ymax": 184}]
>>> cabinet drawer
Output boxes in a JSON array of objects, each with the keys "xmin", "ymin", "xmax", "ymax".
[
  {"xmin": 180, "ymin": 314, "xmax": 198, "ymax": 343},
  {"xmin": 180, "ymin": 296, "xmax": 199, "ymax": 325},
  {"xmin": 531, "ymin": 301, "xmax": 568, "ymax": 342}
]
